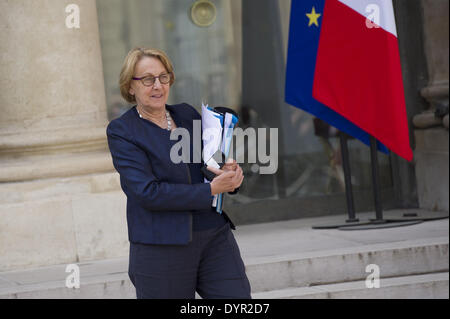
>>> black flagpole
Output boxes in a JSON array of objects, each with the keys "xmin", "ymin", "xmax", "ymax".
[
  {"xmin": 338, "ymin": 135, "xmax": 423, "ymax": 230},
  {"xmin": 313, "ymin": 134, "xmax": 424, "ymax": 230},
  {"xmin": 312, "ymin": 132, "xmax": 373, "ymax": 229},
  {"xmin": 340, "ymin": 132, "xmax": 359, "ymax": 223},
  {"xmin": 369, "ymin": 135, "xmax": 385, "ymax": 223}
]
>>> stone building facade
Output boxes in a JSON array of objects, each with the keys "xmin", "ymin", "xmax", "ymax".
[{"xmin": 0, "ymin": 0, "xmax": 448, "ymax": 271}]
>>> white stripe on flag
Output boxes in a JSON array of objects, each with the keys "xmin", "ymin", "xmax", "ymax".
[{"xmin": 338, "ymin": 0, "xmax": 397, "ymax": 37}]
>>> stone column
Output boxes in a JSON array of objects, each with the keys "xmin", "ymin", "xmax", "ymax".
[
  {"xmin": 0, "ymin": 0, "xmax": 128, "ymax": 271},
  {"xmin": 413, "ymin": 0, "xmax": 449, "ymax": 129},
  {"xmin": 0, "ymin": 0, "xmax": 113, "ymax": 182},
  {"xmin": 413, "ymin": 0, "xmax": 449, "ymax": 213}
]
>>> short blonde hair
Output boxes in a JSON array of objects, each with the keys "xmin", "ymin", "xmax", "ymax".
[{"xmin": 119, "ymin": 48, "xmax": 175, "ymax": 103}]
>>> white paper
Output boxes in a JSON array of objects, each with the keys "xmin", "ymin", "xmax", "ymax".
[
  {"xmin": 201, "ymin": 103, "xmax": 223, "ymax": 166},
  {"xmin": 201, "ymin": 103, "xmax": 224, "ymax": 207}
]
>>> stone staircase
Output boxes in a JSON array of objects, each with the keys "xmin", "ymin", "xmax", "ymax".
[
  {"xmin": 0, "ymin": 211, "xmax": 448, "ymax": 299},
  {"xmin": 249, "ymin": 237, "xmax": 448, "ymax": 299},
  {"xmin": 253, "ymin": 273, "xmax": 448, "ymax": 299}
]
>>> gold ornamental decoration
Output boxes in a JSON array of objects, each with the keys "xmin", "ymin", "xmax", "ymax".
[{"xmin": 190, "ymin": 0, "xmax": 217, "ymax": 27}]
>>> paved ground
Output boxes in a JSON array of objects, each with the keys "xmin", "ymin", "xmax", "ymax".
[{"xmin": 236, "ymin": 209, "xmax": 448, "ymax": 263}]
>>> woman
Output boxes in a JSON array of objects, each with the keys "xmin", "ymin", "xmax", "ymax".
[{"xmin": 106, "ymin": 48, "xmax": 251, "ymax": 299}]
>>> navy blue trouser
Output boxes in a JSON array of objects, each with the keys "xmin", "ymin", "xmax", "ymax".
[{"xmin": 128, "ymin": 222, "xmax": 252, "ymax": 299}]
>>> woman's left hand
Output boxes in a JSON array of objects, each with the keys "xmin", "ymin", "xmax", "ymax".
[
  {"xmin": 207, "ymin": 159, "xmax": 243, "ymax": 191},
  {"xmin": 222, "ymin": 159, "xmax": 238, "ymax": 172},
  {"xmin": 208, "ymin": 159, "xmax": 238, "ymax": 175}
]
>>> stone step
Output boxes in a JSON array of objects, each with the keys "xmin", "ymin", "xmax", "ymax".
[
  {"xmin": 0, "ymin": 214, "xmax": 448, "ymax": 299},
  {"xmin": 0, "ymin": 258, "xmax": 134, "ymax": 299},
  {"xmin": 245, "ymin": 237, "xmax": 449, "ymax": 293},
  {"xmin": 0, "ymin": 238, "xmax": 447, "ymax": 299},
  {"xmin": 252, "ymin": 272, "xmax": 449, "ymax": 299}
]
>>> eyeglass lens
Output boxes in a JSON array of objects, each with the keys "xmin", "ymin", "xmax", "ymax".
[{"xmin": 142, "ymin": 74, "xmax": 171, "ymax": 86}]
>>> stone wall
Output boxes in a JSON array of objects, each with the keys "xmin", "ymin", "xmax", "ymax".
[
  {"xmin": 413, "ymin": 0, "xmax": 449, "ymax": 213},
  {"xmin": 0, "ymin": 0, "xmax": 127, "ymax": 271}
]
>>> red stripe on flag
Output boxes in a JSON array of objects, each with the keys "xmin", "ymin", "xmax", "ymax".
[{"xmin": 313, "ymin": 0, "xmax": 413, "ymax": 161}]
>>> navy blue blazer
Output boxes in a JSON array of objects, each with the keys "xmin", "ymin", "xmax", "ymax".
[{"xmin": 106, "ymin": 103, "xmax": 235, "ymax": 245}]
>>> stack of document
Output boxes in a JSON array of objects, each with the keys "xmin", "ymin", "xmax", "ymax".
[{"xmin": 201, "ymin": 103, "xmax": 239, "ymax": 213}]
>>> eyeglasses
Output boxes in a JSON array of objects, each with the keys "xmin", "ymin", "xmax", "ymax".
[{"xmin": 132, "ymin": 73, "xmax": 172, "ymax": 87}]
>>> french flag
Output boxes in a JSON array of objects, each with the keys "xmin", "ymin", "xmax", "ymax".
[
  {"xmin": 313, "ymin": 0, "xmax": 413, "ymax": 161},
  {"xmin": 285, "ymin": 0, "xmax": 389, "ymax": 156}
]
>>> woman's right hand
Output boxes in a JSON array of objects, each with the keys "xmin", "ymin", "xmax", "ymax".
[{"xmin": 208, "ymin": 165, "xmax": 244, "ymax": 196}]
